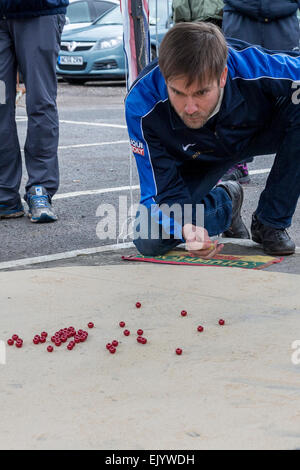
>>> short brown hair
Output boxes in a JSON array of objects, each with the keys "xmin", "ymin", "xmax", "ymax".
[{"xmin": 159, "ymin": 22, "xmax": 228, "ymax": 87}]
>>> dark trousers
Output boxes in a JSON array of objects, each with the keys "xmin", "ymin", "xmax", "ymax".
[
  {"xmin": 134, "ymin": 97, "xmax": 300, "ymax": 256},
  {"xmin": 0, "ymin": 14, "xmax": 65, "ymax": 209}
]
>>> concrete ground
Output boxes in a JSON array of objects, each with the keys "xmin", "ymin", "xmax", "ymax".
[{"xmin": 1, "ymin": 263, "xmax": 300, "ymax": 450}]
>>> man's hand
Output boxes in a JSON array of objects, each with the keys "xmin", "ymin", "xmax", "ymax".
[{"xmin": 182, "ymin": 224, "xmax": 224, "ymax": 258}]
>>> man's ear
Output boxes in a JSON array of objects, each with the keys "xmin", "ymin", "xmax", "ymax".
[{"xmin": 220, "ymin": 66, "xmax": 228, "ymax": 88}]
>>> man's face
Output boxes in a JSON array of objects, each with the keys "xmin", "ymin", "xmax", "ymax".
[{"xmin": 167, "ymin": 67, "xmax": 228, "ymax": 129}]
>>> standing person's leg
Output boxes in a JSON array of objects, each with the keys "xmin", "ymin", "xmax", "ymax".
[
  {"xmin": 249, "ymin": 99, "xmax": 300, "ymax": 254},
  {"xmin": 11, "ymin": 14, "xmax": 65, "ymax": 222},
  {"xmin": 0, "ymin": 20, "xmax": 24, "ymax": 219}
]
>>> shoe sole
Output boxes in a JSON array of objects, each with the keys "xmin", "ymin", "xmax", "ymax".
[
  {"xmin": 28, "ymin": 213, "xmax": 57, "ymax": 223},
  {"xmin": 0, "ymin": 211, "xmax": 25, "ymax": 219},
  {"xmin": 252, "ymin": 234, "xmax": 295, "ymax": 255},
  {"xmin": 239, "ymin": 176, "xmax": 251, "ymax": 184},
  {"xmin": 221, "ymin": 175, "xmax": 251, "ymax": 184}
]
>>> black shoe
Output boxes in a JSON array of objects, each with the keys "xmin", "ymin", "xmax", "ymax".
[
  {"xmin": 251, "ymin": 214, "xmax": 295, "ymax": 256},
  {"xmin": 217, "ymin": 181, "xmax": 250, "ymax": 239}
]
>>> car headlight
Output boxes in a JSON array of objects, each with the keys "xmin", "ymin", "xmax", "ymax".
[{"xmin": 93, "ymin": 37, "xmax": 122, "ymax": 50}]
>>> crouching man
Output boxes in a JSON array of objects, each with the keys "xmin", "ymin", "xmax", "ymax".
[{"xmin": 125, "ymin": 22, "xmax": 300, "ymax": 258}]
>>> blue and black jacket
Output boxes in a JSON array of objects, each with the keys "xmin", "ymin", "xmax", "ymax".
[
  {"xmin": 125, "ymin": 39, "xmax": 300, "ymax": 237},
  {"xmin": 0, "ymin": 0, "xmax": 69, "ymax": 19}
]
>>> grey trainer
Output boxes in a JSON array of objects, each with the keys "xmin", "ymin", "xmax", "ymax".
[{"xmin": 25, "ymin": 185, "xmax": 57, "ymax": 223}]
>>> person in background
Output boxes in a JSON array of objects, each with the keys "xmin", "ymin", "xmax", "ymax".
[
  {"xmin": 172, "ymin": 0, "xmax": 224, "ymax": 28},
  {"xmin": 0, "ymin": 0, "xmax": 69, "ymax": 223},
  {"xmin": 221, "ymin": 0, "xmax": 300, "ymax": 184}
]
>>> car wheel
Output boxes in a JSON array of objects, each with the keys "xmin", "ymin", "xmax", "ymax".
[{"xmin": 64, "ymin": 78, "xmax": 86, "ymax": 85}]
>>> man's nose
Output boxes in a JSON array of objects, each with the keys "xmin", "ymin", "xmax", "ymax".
[{"xmin": 184, "ymin": 97, "xmax": 198, "ymax": 115}]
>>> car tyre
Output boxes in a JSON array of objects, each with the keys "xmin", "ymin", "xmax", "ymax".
[{"xmin": 64, "ymin": 78, "xmax": 86, "ymax": 85}]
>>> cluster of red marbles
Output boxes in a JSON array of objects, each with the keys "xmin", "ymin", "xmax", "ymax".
[
  {"xmin": 33, "ymin": 331, "xmax": 48, "ymax": 345},
  {"xmin": 106, "ymin": 339, "xmax": 119, "ymax": 354},
  {"xmin": 7, "ymin": 334, "xmax": 23, "ymax": 348},
  {"xmin": 47, "ymin": 322, "xmax": 94, "ymax": 352},
  {"xmin": 7, "ymin": 323, "xmax": 94, "ymax": 353},
  {"xmin": 46, "ymin": 326, "xmax": 90, "ymax": 351}
]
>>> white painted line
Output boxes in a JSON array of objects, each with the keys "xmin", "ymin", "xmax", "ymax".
[
  {"xmin": 16, "ymin": 116, "xmax": 127, "ymax": 129},
  {"xmin": 249, "ymin": 168, "xmax": 270, "ymax": 175},
  {"xmin": 58, "ymin": 140, "xmax": 128, "ymax": 150},
  {"xmin": 0, "ymin": 242, "xmax": 134, "ymax": 270},
  {"xmin": 60, "ymin": 119, "xmax": 127, "ymax": 129},
  {"xmin": 52, "ymin": 185, "xmax": 139, "ymax": 200}
]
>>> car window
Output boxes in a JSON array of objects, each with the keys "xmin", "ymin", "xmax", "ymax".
[
  {"xmin": 94, "ymin": 1, "xmax": 116, "ymax": 18},
  {"xmin": 93, "ymin": 1, "xmax": 172, "ymax": 28},
  {"xmin": 149, "ymin": 0, "xmax": 172, "ymax": 27},
  {"xmin": 95, "ymin": 6, "xmax": 122, "ymax": 25},
  {"xmin": 66, "ymin": 1, "xmax": 91, "ymax": 23}
]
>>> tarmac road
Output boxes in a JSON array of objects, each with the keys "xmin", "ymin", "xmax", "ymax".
[{"xmin": 1, "ymin": 80, "xmax": 299, "ymax": 273}]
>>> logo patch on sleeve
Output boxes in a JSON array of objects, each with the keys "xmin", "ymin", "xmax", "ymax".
[{"xmin": 130, "ymin": 139, "xmax": 144, "ymax": 156}]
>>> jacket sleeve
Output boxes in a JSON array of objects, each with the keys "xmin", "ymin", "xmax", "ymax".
[{"xmin": 126, "ymin": 103, "xmax": 198, "ymax": 240}]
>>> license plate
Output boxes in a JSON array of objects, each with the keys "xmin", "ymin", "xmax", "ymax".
[{"xmin": 58, "ymin": 55, "xmax": 84, "ymax": 65}]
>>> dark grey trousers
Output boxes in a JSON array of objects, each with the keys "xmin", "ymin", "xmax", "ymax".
[{"xmin": 0, "ymin": 14, "xmax": 65, "ymax": 209}]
